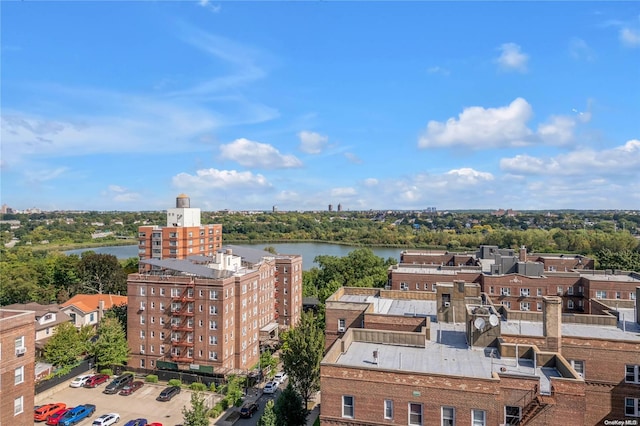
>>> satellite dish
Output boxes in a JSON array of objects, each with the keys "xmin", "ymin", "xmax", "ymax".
[
  {"xmin": 489, "ymin": 314, "xmax": 499, "ymax": 327},
  {"xmin": 474, "ymin": 317, "xmax": 486, "ymax": 330}
]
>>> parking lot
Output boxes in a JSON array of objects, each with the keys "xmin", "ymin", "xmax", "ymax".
[{"xmin": 35, "ymin": 379, "xmax": 199, "ymax": 426}]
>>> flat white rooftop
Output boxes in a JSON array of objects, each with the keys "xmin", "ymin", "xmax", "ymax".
[
  {"xmin": 339, "ymin": 294, "xmax": 438, "ymax": 318},
  {"xmin": 501, "ymin": 315, "xmax": 640, "ymax": 341},
  {"xmin": 334, "ymin": 323, "xmax": 561, "ymax": 392},
  {"xmin": 391, "ymin": 266, "xmax": 472, "ymax": 275}
]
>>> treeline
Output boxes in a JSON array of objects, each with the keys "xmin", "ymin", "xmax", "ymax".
[{"xmin": 0, "ymin": 249, "xmax": 137, "ymax": 305}]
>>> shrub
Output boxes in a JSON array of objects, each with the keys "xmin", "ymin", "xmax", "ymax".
[
  {"xmin": 220, "ymin": 399, "xmax": 229, "ymax": 410},
  {"xmin": 190, "ymin": 382, "xmax": 207, "ymax": 391},
  {"xmin": 100, "ymin": 368, "xmax": 113, "ymax": 376},
  {"xmin": 209, "ymin": 382, "xmax": 217, "ymax": 392},
  {"xmin": 168, "ymin": 379, "xmax": 182, "ymax": 387},
  {"xmin": 209, "ymin": 406, "xmax": 222, "ymax": 418},
  {"xmin": 145, "ymin": 374, "xmax": 158, "ymax": 383}
]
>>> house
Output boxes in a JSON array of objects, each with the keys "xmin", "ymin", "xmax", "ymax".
[
  {"xmin": 2, "ymin": 302, "xmax": 71, "ymax": 353},
  {"xmin": 61, "ymin": 294, "xmax": 128, "ymax": 328}
]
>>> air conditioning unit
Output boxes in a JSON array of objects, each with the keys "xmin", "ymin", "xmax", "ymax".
[
  {"xmin": 15, "ymin": 347, "xmax": 27, "ymax": 356},
  {"xmin": 338, "ymin": 327, "xmax": 346, "ymax": 332},
  {"xmin": 140, "ymin": 350, "xmax": 145, "ymax": 354},
  {"xmin": 444, "ymin": 302, "xmax": 451, "ymax": 307}
]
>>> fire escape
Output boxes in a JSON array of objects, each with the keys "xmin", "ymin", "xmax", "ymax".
[
  {"xmin": 519, "ymin": 386, "xmax": 556, "ymax": 425},
  {"xmin": 170, "ymin": 282, "xmax": 195, "ymax": 363},
  {"xmin": 273, "ymin": 268, "xmax": 279, "ymax": 320}
]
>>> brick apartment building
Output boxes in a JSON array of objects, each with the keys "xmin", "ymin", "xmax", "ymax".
[
  {"xmin": 389, "ymin": 245, "xmax": 638, "ymax": 314},
  {"xmin": 322, "ymin": 285, "xmax": 640, "ymax": 425},
  {"xmin": 0, "ymin": 309, "xmax": 35, "ymax": 426},
  {"xmin": 138, "ymin": 194, "xmax": 223, "ymax": 268},
  {"xmin": 126, "ymin": 246, "xmax": 302, "ymax": 375}
]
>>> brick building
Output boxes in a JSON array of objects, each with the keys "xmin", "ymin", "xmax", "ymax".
[
  {"xmin": 389, "ymin": 245, "xmax": 638, "ymax": 314},
  {"xmin": 322, "ymin": 286, "xmax": 640, "ymax": 425},
  {"xmin": 0, "ymin": 309, "xmax": 35, "ymax": 426},
  {"xmin": 138, "ymin": 194, "xmax": 223, "ymax": 268},
  {"xmin": 2, "ymin": 302, "xmax": 71, "ymax": 354},
  {"xmin": 126, "ymin": 246, "xmax": 301, "ymax": 375}
]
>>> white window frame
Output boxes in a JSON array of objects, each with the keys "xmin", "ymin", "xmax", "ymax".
[
  {"xmin": 504, "ymin": 406, "xmax": 521, "ymax": 425},
  {"xmin": 626, "ymin": 397, "xmax": 640, "ymax": 417},
  {"xmin": 384, "ymin": 399, "xmax": 393, "ymax": 419},
  {"xmin": 537, "ymin": 288, "xmax": 543, "ymax": 296},
  {"xmin": 472, "ymin": 409, "xmax": 486, "ymax": 426},
  {"xmin": 567, "ymin": 300, "xmax": 574, "ymax": 309},
  {"xmin": 596, "ymin": 290, "xmax": 606, "ymax": 299},
  {"xmin": 409, "ymin": 403, "xmax": 423, "ymax": 426},
  {"xmin": 520, "ymin": 302, "xmax": 530, "ymax": 311},
  {"xmin": 626, "ymin": 365, "xmax": 640, "ymax": 384},
  {"xmin": 519, "ymin": 288, "xmax": 530, "ymax": 297},
  {"xmin": 14, "ymin": 366, "xmax": 24, "ymax": 385},
  {"xmin": 536, "ymin": 302, "xmax": 542, "ymax": 311},
  {"xmin": 441, "ymin": 406, "xmax": 455, "ymax": 426},
  {"xmin": 569, "ymin": 360, "xmax": 584, "ymax": 378},
  {"xmin": 342, "ymin": 395, "xmax": 354, "ymax": 418},
  {"xmin": 501, "ymin": 288, "xmax": 511, "ymax": 296},
  {"xmin": 338, "ymin": 318, "xmax": 346, "ymax": 332},
  {"xmin": 567, "ymin": 286, "xmax": 574, "ymax": 295},
  {"xmin": 14, "ymin": 396, "xmax": 23, "ymax": 416}
]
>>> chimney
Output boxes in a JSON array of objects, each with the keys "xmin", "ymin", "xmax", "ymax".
[
  {"xmin": 543, "ymin": 296, "xmax": 562, "ymax": 352},
  {"xmin": 519, "ymin": 245, "xmax": 527, "ymax": 262}
]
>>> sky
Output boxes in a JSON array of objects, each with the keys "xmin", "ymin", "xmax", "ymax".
[{"xmin": 1, "ymin": 1, "xmax": 639, "ymax": 212}]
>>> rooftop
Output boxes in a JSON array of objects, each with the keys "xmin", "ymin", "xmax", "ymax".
[
  {"xmin": 501, "ymin": 314, "xmax": 640, "ymax": 341},
  {"xmin": 339, "ymin": 294, "xmax": 438, "ymax": 318},
  {"xmin": 61, "ymin": 294, "xmax": 128, "ymax": 313}
]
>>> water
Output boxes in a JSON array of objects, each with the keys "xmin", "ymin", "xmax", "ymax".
[{"xmin": 64, "ymin": 242, "xmax": 403, "ymax": 270}]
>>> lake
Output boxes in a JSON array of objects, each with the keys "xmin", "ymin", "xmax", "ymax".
[{"xmin": 64, "ymin": 242, "xmax": 404, "ymax": 270}]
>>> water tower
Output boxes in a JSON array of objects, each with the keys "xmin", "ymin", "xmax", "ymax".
[{"xmin": 176, "ymin": 194, "xmax": 190, "ymax": 208}]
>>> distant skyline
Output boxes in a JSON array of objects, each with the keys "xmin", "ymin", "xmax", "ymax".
[{"xmin": 2, "ymin": 2, "xmax": 639, "ymax": 212}]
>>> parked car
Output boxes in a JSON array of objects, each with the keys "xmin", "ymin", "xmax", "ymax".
[
  {"xmin": 156, "ymin": 386, "xmax": 181, "ymax": 401},
  {"xmin": 46, "ymin": 409, "xmax": 71, "ymax": 426},
  {"xmin": 69, "ymin": 374, "xmax": 94, "ymax": 388},
  {"xmin": 59, "ymin": 404, "xmax": 96, "ymax": 426},
  {"xmin": 123, "ymin": 419, "xmax": 147, "ymax": 426},
  {"xmin": 239, "ymin": 402, "xmax": 259, "ymax": 418},
  {"xmin": 146, "ymin": 423, "xmax": 163, "ymax": 426},
  {"xmin": 273, "ymin": 372, "xmax": 288, "ymax": 384},
  {"xmin": 103, "ymin": 373, "xmax": 134, "ymax": 394},
  {"xmin": 263, "ymin": 381, "xmax": 278, "ymax": 394},
  {"xmin": 84, "ymin": 374, "xmax": 110, "ymax": 388},
  {"xmin": 119, "ymin": 381, "xmax": 144, "ymax": 395},
  {"xmin": 35, "ymin": 403, "xmax": 67, "ymax": 422},
  {"xmin": 92, "ymin": 413, "xmax": 120, "ymax": 426}
]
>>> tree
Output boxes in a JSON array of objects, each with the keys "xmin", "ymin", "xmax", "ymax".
[
  {"xmin": 43, "ymin": 322, "xmax": 84, "ymax": 367},
  {"xmin": 280, "ymin": 311, "xmax": 324, "ymax": 411},
  {"xmin": 77, "ymin": 252, "xmax": 127, "ymax": 295},
  {"xmin": 93, "ymin": 317, "xmax": 129, "ymax": 369},
  {"xmin": 182, "ymin": 391, "xmax": 209, "ymax": 426},
  {"xmin": 104, "ymin": 302, "xmax": 128, "ymax": 337},
  {"xmin": 274, "ymin": 383, "xmax": 307, "ymax": 426},
  {"xmin": 257, "ymin": 400, "xmax": 276, "ymax": 426}
]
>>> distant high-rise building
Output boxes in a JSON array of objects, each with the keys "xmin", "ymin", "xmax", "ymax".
[
  {"xmin": 138, "ymin": 194, "xmax": 223, "ymax": 271},
  {"xmin": 328, "ymin": 204, "xmax": 333, "ymax": 212},
  {"xmin": 337, "ymin": 203, "xmax": 342, "ymax": 212},
  {"xmin": 272, "ymin": 205, "xmax": 278, "ymax": 213}
]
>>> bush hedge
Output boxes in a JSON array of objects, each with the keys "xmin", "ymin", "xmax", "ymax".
[
  {"xmin": 190, "ymin": 382, "xmax": 207, "ymax": 391},
  {"xmin": 168, "ymin": 379, "xmax": 182, "ymax": 387},
  {"xmin": 145, "ymin": 374, "xmax": 158, "ymax": 383},
  {"xmin": 99, "ymin": 368, "xmax": 113, "ymax": 376}
]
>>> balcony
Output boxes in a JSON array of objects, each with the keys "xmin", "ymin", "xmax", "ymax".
[
  {"xmin": 170, "ymin": 354, "xmax": 194, "ymax": 363},
  {"xmin": 172, "ymin": 340, "xmax": 195, "ymax": 347}
]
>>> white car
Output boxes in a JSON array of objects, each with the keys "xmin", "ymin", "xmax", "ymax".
[
  {"xmin": 69, "ymin": 374, "xmax": 94, "ymax": 388},
  {"xmin": 263, "ymin": 381, "xmax": 279, "ymax": 394},
  {"xmin": 274, "ymin": 372, "xmax": 288, "ymax": 384},
  {"xmin": 92, "ymin": 413, "xmax": 120, "ymax": 426}
]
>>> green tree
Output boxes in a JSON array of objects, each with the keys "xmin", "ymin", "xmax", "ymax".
[
  {"xmin": 182, "ymin": 391, "xmax": 209, "ymax": 426},
  {"xmin": 280, "ymin": 311, "xmax": 324, "ymax": 411},
  {"xmin": 43, "ymin": 322, "xmax": 84, "ymax": 367},
  {"xmin": 77, "ymin": 252, "xmax": 127, "ymax": 295},
  {"xmin": 257, "ymin": 400, "xmax": 276, "ymax": 426},
  {"xmin": 93, "ymin": 317, "xmax": 129, "ymax": 369},
  {"xmin": 274, "ymin": 383, "xmax": 307, "ymax": 426},
  {"xmin": 104, "ymin": 302, "xmax": 128, "ymax": 337}
]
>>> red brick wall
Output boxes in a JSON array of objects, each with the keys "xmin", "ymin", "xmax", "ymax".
[{"xmin": 325, "ymin": 306, "xmax": 366, "ymax": 350}]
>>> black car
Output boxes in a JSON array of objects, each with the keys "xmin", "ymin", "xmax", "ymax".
[
  {"xmin": 239, "ymin": 402, "xmax": 259, "ymax": 418},
  {"xmin": 103, "ymin": 373, "xmax": 134, "ymax": 394},
  {"xmin": 156, "ymin": 386, "xmax": 181, "ymax": 401}
]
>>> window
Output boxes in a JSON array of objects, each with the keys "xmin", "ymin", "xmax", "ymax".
[
  {"xmin": 209, "ymin": 336, "xmax": 218, "ymax": 345},
  {"xmin": 140, "ymin": 315, "xmax": 145, "ymax": 325},
  {"xmin": 557, "ymin": 286, "xmax": 563, "ymax": 295},
  {"xmin": 567, "ymin": 300, "xmax": 574, "ymax": 309},
  {"xmin": 569, "ymin": 360, "xmax": 585, "ymax": 378},
  {"xmin": 210, "ymin": 305, "xmax": 218, "ymax": 315},
  {"xmin": 616, "ymin": 291, "xmax": 622, "ymax": 299},
  {"xmin": 537, "ymin": 302, "xmax": 542, "ymax": 311},
  {"xmin": 537, "ymin": 288, "xmax": 543, "ymax": 296},
  {"xmin": 140, "ymin": 330, "xmax": 145, "ymax": 339},
  {"xmin": 160, "ymin": 288, "xmax": 165, "ymax": 296},
  {"xmin": 384, "ymin": 399, "xmax": 393, "ymax": 419},
  {"xmin": 14, "ymin": 366, "xmax": 24, "ymax": 384},
  {"xmin": 90, "ymin": 313, "xmax": 95, "ymax": 322},
  {"xmin": 626, "ymin": 398, "xmax": 640, "ymax": 417},
  {"xmin": 409, "ymin": 403, "xmax": 423, "ymax": 425},
  {"xmin": 489, "ymin": 286, "xmax": 494, "ymax": 294},
  {"xmin": 501, "ymin": 288, "xmax": 511, "ymax": 296},
  {"xmin": 209, "ymin": 351, "xmax": 218, "ymax": 361},
  {"xmin": 424, "ymin": 283, "xmax": 429, "ymax": 290},
  {"xmin": 596, "ymin": 290, "xmax": 606, "ymax": 299},
  {"xmin": 626, "ymin": 365, "xmax": 640, "ymax": 384},
  {"xmin": 567, "ymin": 286, "xmax": 574, "ymax": 295},
  {"xmin": 504, "ymin": 301, "xmax": 511, "ymax": 309},
  {"xmin": 210, "ymin": 290, "xmax": 218, "ymax": 300},
  {"xmin": 140, "ymin": 286, "xmax": 146, "ymax": 296},
  {"xmin": 338, "ymin": 318, "xmax": 346, "ymax": 332},
  {"xmin": 504, "ymin": 406, "xmax": 521, "ymax": 425},
  {"xmin": 342, "ymin": 396, "xmax": 354, "ymax": 418},
  {"xmin": 631, "ymin": 292, "xmax": 636, "ymax": 300},
  {"xmin": 520, "ymin": 288, "xmax": 530, "ymax": 297},
  {"xmin": 140, "ymin": 359, "xmax": 145, "ymax": 368},
  {"xmin": 520, "ymin": 302, "xmax": 530, "ymax": 311},
  {"xmin": 14, "ymin": 396, "xmax": 23, "ymax": 415},
  {"xmin": 441, "ymin": 406, "xmax": 454, "ymax": 426},
  {"xmin": 15, "ymin": 336, "xmax": 24, "ymax": 350},
  {"xmin": 472, "ymin": 410, "xmax": 486, "ymax": 426},
  {"xmin": 400, "ymin": 282, "xmax": 408, "ymax": 290},
  {"xmin": 209, "ymin": 320, "xmax": 217, "ymax": 330}
]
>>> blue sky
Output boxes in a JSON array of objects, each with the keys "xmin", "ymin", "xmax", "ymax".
[{"xmin": 2, "ymin": 1, "xmax": 639, "ymax": 212}]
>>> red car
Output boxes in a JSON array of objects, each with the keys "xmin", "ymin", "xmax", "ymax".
[
  {"xmin": 34, "ymin": 403, "xmax": 67, "ymax": 422},
  {"xmin": 119, "ymin": 381, "xmax": 144, "ymax": 395},
  {"xmin": 84, "ymin": 374, "xmax": 110, "ymax": 388},
  {"xmin": 46, "ymin": 408, "xmax": 71, "ymax": 425}
]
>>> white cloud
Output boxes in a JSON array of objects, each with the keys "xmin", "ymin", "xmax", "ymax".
[
  {"xmin": 620, "ymin": 28, "xmax": 640, "ymax": 47},
  {"xmin": 418, "ymin": 98, "xmax": 534, "ymax": 149},
  {"xmin": 108, "ymin": 185, "xmax": 127, "ymax": 193},
  {"xmin": 445, "ymin": 168, "xmax": 495, "ymax": 184},
  {"xmin": 103, "ymin": 184, "xmax": 140, "ymax": 203},
  {"xmin": 427, "ymin": 66, "xmax": 450, "ymax": 76},
  {"xmin": 172, "ymin": 168, "xmax": 271, "ymax": 189},
  {"xmin": 298, "ymin": 131, "xmax": 329, "ymax": 154},
  {"xmin": 344, "ymin": 152, "xmax": 362, "ymax": 164},
  {"xmin": 500, "ymin": 139, "xmax": 640, "ymax": 176},
  {"xmin": 363, "ymin": 178, "xmax": 379, "ymax": 187},
  {"xmin": 198, "ymin": 0, "xmax": 221, "ymax": 13},
  {"xmin": 24, "ymin": 167, "xmax": 68, "ymax": 183},
  {"xmin": 569, "ymin": 37, "xmax": 596, "ymax": 61},
  {"xmin": 496, "ymin": 43, "xmax": 529, "ymax": 72},
  {"xmin": 537, "ymin": 116, "xmax": 576, "ymax": 146},
  {"xmin": 219, "ymin": 138, "xmax": 302, "ymax": 169},
  {"xmin": 330, "ymin": 187, "xmax": 357, "ymax": 197}
]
